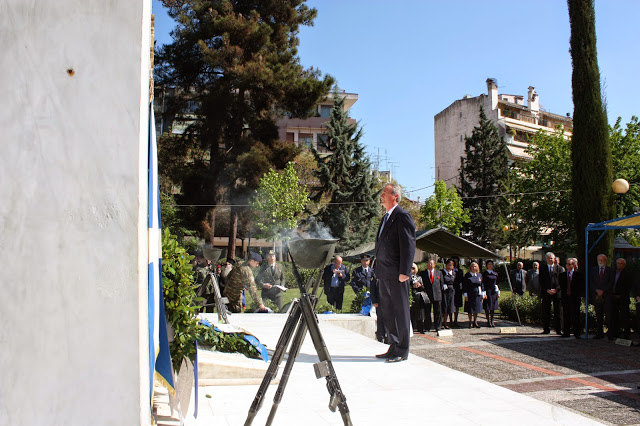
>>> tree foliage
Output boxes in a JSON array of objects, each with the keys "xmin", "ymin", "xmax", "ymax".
[
  {"xmin": 568, "ymin": 0, "xmax": 614, "ymax": 264},
  {"xmin": 419, "ymin": 180, "xmax": 470, "ymax": 235},
  {"xmin": 312, "ymin": 91, "xmax": 380, "ymax": 251},
  {"xmin": 611, "ymin": 116, "xmax": 640, "ymax": 217},
  {"xmin": 155, "ymin": 0, "xmax": 334, "ymax": 248},
  {"xmin": 458, "ymin": 107, "xmax": 510, "ymax": 249},
  {"xmin": 251, "ymin": 162, "xmax": 309, "ymax": 242},
  {"xmin": 509, "ymin": 128, "xmax": 574, "ymax": 252}
]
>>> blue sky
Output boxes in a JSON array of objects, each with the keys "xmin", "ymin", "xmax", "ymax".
[{"xmin": 152, "ymin": 0, "xmax": 640, "ymax": 202}]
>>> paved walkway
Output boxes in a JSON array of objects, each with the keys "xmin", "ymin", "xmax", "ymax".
[{"xmin": 164, "ymin": 313, "xmax": 606, "ymax": 426}]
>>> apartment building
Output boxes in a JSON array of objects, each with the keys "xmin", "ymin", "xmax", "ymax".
[{"xmin": 434, "ymin": 78, "xmax": 573, "ymax": 186}]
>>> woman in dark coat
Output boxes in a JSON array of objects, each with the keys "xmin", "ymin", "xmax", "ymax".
[
  {"xmin": 482, "ymin": 260, "xmax": 500, "ymax": 327},
  {"xmin": 464, "ymin": 262, "xmax": 485, "ymax": 328},
  {"xmin": 441, "ymin": 259, "xmax": 457, "ymax": 329},
  {"xmin": 451, "ymin": 256, "xmax": 464, "ymax": 327},
  {"xmin": 409, "ymin": 263, "xmax": 427, "ymax": 333}
]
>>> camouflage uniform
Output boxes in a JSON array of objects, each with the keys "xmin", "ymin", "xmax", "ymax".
[{"xmin": 223, "ymin": 262, "xmax": 263, "ymax": 313}]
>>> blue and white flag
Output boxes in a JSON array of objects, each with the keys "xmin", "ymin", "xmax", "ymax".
[{"xmin": 149, "ymin": 102, "xmax": 175, "ymax": 404}]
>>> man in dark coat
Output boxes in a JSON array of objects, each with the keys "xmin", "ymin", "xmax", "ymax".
[
  {"xmin": 419, "ymin": 258, "xmax": 443, "ymax": 332},
  {"xmin": 588, "ymin": 253, "xmax": 615, "ymax": 338},
  {"xmin": 509, "ymin": 262, "xmax": 526, "ymax": 296},
  {"xmin": 559, "ymin": 258, "xmax": 583, "ymax": 338},
  {"xmin": 322, "ymin": 255, "xmax": 350, "ymax": 311},
  {"xmin": 374, "ymin": 183, "xmax": 416, "ymax": 363},
  {"xmin": 350, "ymin": 254, "xmax": 375, "ymax": 293},
  {"xmin": 256, "ymin": 250, "xmax": 286, "ymax": 310},
  {"xmin": 610, "ymin": 258, "xmax": 633, "ymax": 339},
  {"xmin": 539, "ymin": 252, "xmax": 564, "ymax": 334}
]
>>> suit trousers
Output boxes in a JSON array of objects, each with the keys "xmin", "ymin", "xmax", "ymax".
[
  {"xmin": 326, "ymin": 286, "xmax": 344, "ymax": 311},
  {"xmin": 379, "ymin": 278, "xmax": 411, "ymax": 358},
  {"xmin": 542, "ymin": 292, "xmax": 562, "ymax": 333},
  {"xmin": 425, "ymin": 300, "xmax": 442, "ymax": 331},
  {"xmin": 561, "ymin": 294, "xmax": 582, "ymax": 336},
  {"xmin": 609, "ymin": 295, "xmax": 630, "ymax": 338}
]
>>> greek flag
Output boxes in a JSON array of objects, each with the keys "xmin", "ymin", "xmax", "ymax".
[{"xmin": 149, "ymin": 102, "xmax": 175, "ymax": 405}]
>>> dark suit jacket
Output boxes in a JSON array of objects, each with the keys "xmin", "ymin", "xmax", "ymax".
[
  {"xmin": 322, "ymin": 263, "xmax": 350, "ymax": 294},
  {"xmin": 539, "ymin": 263, "xmax": 564, "ymax": 294},
  {"xmin": 419, "ymin": 268, "xmax": 443, "ymax": 302},
  {"xmin": 613, "ymin": 269, "xmax": 632, "ymax": 297},
  {"xmin": 509, "ymin": 269, "xmax": 526, "ymax": 294},
  {"xmin": 588, "ymin": 265, "xmax": 615, "ymax": 297},
  {"xmin": 374, "ymin": 205, "xmax": 416, "ymax": 280},
  {"xmin": 350, "ymin": 266, "xmax": 376, "ymax": 292},
  {"xmin": 559, "ymin": 269, "xmax": 583, "ymax": 299}
]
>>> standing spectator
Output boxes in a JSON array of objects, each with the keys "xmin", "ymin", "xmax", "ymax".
[
  {"xmin": 419, "ymin": 259, "xmax": 443, "ymax": 332},
  {"xmin": 509, "ymin": 262, "xmax": 526, "ymax": 296},
  {"xmin": 451, "ymin": 256, "xmax": 465, "ymax": 327},
  {"xmin": 441, "ymin": 259, "xmax": 457, "ymax": 329},
  {"xmin": 588, "ymin": 253, "xmax": 615, "ymax": 339},
  {"xmin": 374, "ymin": 183, "xmax": 416, "ymax": 363},
  {"xmin": 611, "ymin": 258, "xmax": 632, "ymax": 340},
  {"xmin": 464, "ymin": 262, "xmax": 485, "ymax": 328},
  {"xmin": 483, "ymin": 260, "xmax": 500, "ymax": 327},
  {"xmin": 256, "ymin": 250, "xmax": 286, "ymax": 310},
  {"xmin": 526, "ymin": 262, "xmax": 540, "ymax": 297},
  {"xmin": 350, "ymin": 254, "xmax": 375, "ymax": 293},
  {"xmin": 540, "ymin": 252, "xmax": 564, "ymax": 335},
  {"xmin": 322, "ymin": 256, "xmax": 350, "ymax": 311},
  {"xmin": 409, "ymin": 263, "xmax": 427, "ymax": 333},
  {"xmin": 560, "ymin": 258, "xmax": 583, "ymax": 338}
]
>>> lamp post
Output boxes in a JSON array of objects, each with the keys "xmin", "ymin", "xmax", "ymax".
[{"xmin": 612, "ymin": 178, "xmax": 630, "ymax": 217}]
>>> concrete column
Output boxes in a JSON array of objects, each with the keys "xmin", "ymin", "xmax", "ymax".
[{"xmin": 0, "ymin": 0, "xmax": 152, "ymax": 424}]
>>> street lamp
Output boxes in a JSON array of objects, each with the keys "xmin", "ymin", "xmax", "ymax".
[{"xmin": 612, "ymin": 178, "xmax": 630, "ymax": 217}]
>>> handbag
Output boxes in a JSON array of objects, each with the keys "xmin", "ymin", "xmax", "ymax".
[{"xmin": 418, "ymin": 291, "xmax": 431, "ymax": 305}]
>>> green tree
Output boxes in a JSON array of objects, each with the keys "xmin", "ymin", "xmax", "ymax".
[
  {"xmin": 509, "ymin": 128, "xmax": 574, "ymax": 253},
  {"xmin": 458, "ymin": 106, "xmax": 509, "ymax": 250},
  {"xmin": 251, "ymin": 162, "xmax": 309, "ymax": 248},
  {"xmin": 568, "ymin": 0, "xmax": 614, "ymax": 264},
  {"xmin": 419, "ymin": 180, "xmax": 470, "ymax": 234},
  {"xmin": 155, "ymin": 0, "xmax": 334, "ymax": 254},
  {"xmin": 312, "ymin": 91, "xmax": 380, "ymax": 251},
  {"xmin": 611, "ymin": 116, "xmax": 640, "ymax": 217}
]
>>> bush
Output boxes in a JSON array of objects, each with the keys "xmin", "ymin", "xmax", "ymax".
[
  {"xmin": 349, "ymin": 288, "xmax": 368, "ymax": 313},
  {"xmin": 162, "ymin": 228, "xmax": 203, "ymax": 373}
]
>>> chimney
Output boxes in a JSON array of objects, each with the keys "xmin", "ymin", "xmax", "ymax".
[
  {"xmin": 528, "ymin": 86, "xmax": 539, "ymax": 112},
  {"xmin": 486, "ymin": 78, "xmax": 498, "ymax": 110}
]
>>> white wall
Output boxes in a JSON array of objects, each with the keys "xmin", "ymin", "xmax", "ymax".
[{"xmin": 0, "ymin": 1, "xmax": 152, "ymax": 424}]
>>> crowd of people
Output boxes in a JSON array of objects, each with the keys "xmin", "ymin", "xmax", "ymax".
[{"xmin": 190, "ymin": 181, "xmax": 640, "ymax": 364}]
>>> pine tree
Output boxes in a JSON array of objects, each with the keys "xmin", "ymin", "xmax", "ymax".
[
  {"xmin": 312, "ymin": 92, "xmax": 380, "ymax": 251},
  {"xmin": 568, "ymin": 0, "xmax": 614, "ymax": 265},
  {"xmin": 458, "ymin": 107, "xmax": 509, "ymax": 250},
  {"xmin": 155, "ymin": 0, "xmax": 334, "ymax": 253}
]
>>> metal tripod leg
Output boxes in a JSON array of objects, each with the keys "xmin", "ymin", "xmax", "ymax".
[
  {"xmin": 244, "ymin": 300, "xmax": 303, "ymax": 426},
  {"xmin": 203, "ymin": 272, "xmax": 230, "ymax": 324}
]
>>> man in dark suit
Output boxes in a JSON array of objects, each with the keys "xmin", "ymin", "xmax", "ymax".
[
  {"xmin": 256, "ymin": 250, "xmax": 286, "ymax": 310},
  {"xmin": 374, "ymin": 183, "xmax": 416, "ymax": 363},
  {"xmin": 610, "ymin": 258, "xmax": 632, "ymax": 339},
  {"xmin": 322, "ymin": 255, "xmax": 350, "ymax": 311},
  {"xmin": 559, "ymin": 258, "xmax": 583, "ymax": 338},
  {"xmin": 539, "ymin": 252, "xmax": 564, "ymax": 334},
  {"xmin": 419, "ymin": 258, "xmax": 443, "ymax": 332},
  {"xmin": 350, "ymin": 254, "xmax": 376, "ymax": 293},
  {"xmin": 588, "ymin": 253, "xmax": 615, "ymax": 338},
  {"xmin": 509, "ymin": 262, "xmax": 526, "ymax": 296}
]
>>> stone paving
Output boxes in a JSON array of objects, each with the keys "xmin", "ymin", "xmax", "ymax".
[{"xmin": 409, "ymin": 315, "xmax": 640, "ymax": 426}]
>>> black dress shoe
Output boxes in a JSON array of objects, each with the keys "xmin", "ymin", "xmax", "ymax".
[
  {"xmin": 376, "ymin": 351, "xmax": 392, "ymax": 359},
  {"xmin": 555, "ymin": 330, "xmax": 563, "ymax": 335},
  {"xmin": 561, "ymin": 334, "xmax": 571, "ymax": 338},
  {"xmin": 386, "ymin": 356, "xmax": 408, "ymax": 363},
  {"xmin": 542, "ymin": 329, "xmax": 550, "ymax": 334}
]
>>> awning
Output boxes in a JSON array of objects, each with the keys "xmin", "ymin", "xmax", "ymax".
[{"xmin": 507, "ymin": 144, "xmax": 532, "ymax": 160}]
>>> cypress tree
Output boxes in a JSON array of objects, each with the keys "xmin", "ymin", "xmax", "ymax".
[
  {"xmin": 458, "ymin": 106, "xmax": 509, "ymax": 250},
  {"xmin": 313, "ymin": 92, "xmax": 380, "ymax": 251},
  {"xmin": 568, "ymin": 0, "xmax": 614, "ymax": 265}
]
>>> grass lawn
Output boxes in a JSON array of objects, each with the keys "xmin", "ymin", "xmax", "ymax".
[{"xmin": 278, "ymin": 285, "xmax": 361, "ymax": 313}]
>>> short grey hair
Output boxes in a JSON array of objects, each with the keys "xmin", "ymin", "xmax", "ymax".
[
  {"xmin": 384, "ymin": 183, "xmax": 402, "ymax": 202},
  {"xmin": 545, "ymin": 252, "xmax": 555, "ymax": 259}
]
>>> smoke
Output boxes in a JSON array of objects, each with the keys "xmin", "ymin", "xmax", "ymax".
[{"xmin": 288, "ymin": 217, "xmax": 335, "ymax": 241}]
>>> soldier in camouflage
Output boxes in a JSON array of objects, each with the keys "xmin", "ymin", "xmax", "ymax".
[{"xmin": 223, "ymin": 252, "xmax": 267, "ymax": 313}]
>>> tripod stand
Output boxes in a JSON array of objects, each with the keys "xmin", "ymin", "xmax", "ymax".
[
  {"xmin": 197, "ymin": 267, "xmax": 230, "ymax": 324},
  {"xmin": 244, "ymin": 258, "xmax": 352, "ymax": 426}
]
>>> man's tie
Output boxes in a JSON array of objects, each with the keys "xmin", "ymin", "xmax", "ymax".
[
  {"xmin": 567, "ymin": 272, "xmax": 572, "ymax": 296},
  {"xmin": 430, "ymin": 270, "xmax": 434, "ymax": 283},
  {"xmin": 378, "ymin": 212, "xmax": 389, "ymax": 238},
  {"xmin": 599, "ymin": 267, "xmax": 604, "ymax": 280}
]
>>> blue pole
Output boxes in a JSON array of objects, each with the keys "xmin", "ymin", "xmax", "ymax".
[{"xmin": 584, "ymin": 227, "xmax": 589, "ymax": 339}]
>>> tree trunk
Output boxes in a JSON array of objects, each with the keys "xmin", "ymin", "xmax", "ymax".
[
  {"xmin": 227, "ymin": 207, "xmax": 238, "ymax": 260},
  {"xmin": 568, "ymin": 0, "xmax": 614, "ymax": 268}
]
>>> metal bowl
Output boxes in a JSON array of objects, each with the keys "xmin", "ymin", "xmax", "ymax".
[
  {"xmin": 202, "ymin": 247, "xmax": 223, "ymax": 262},
  {"xmin": 287, "ymin": 238, "xmax": 338, "ymax": 269}
]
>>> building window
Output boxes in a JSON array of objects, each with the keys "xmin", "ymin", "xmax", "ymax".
[
  {"xmin": 299, "ymin": 133, "xmax": 313, "ymax": 149},
  {"xmin": 460, "ymin": 135, "xmax": 463, "ymax": 142},
  {"xmin": 286, "ymin": 132, "xmax": 295, "ymax": 142},
  {"xmin": 320, "ymin": 105, "xmax": 332, "ymax": 118}
]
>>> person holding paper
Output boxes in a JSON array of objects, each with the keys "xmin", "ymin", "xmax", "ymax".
[{"xmin": 256, "ymin": 250, "xmax": 286, "ymax": 310}]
